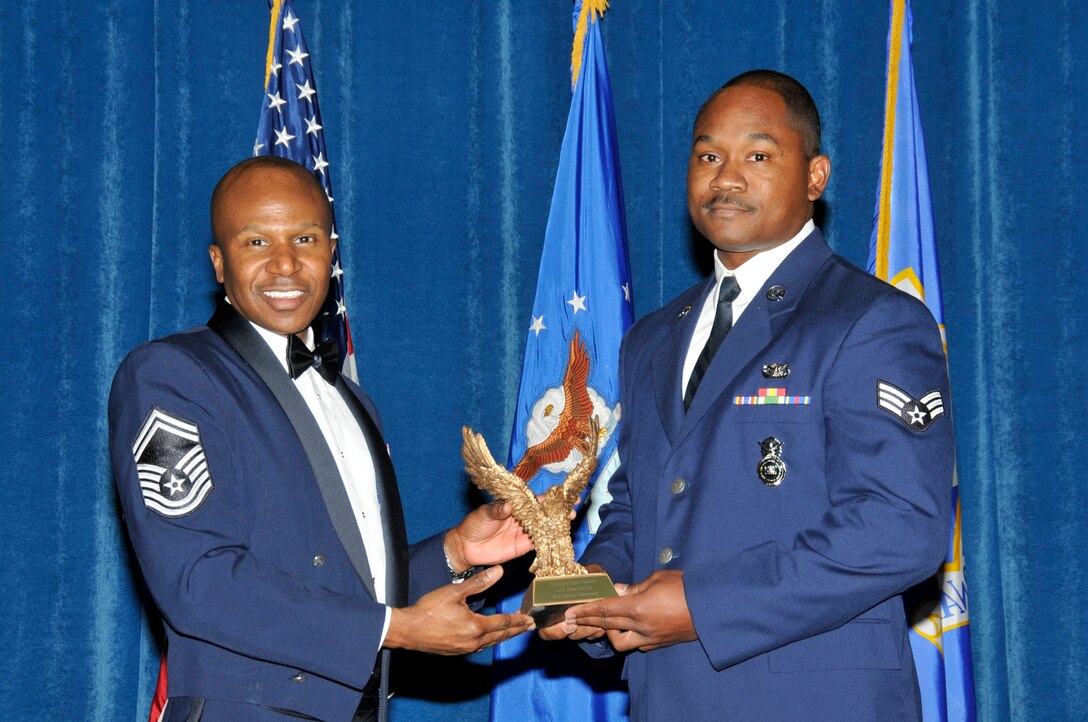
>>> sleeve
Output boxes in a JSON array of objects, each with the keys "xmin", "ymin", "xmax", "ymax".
[
  {"xmin": 683, "ymin": 293, "xmax": 954, "ymax": 670},
  {"xmin": 406, "ymin": 531, "xmax": 451, "ymax": 604},
  {"xmin": 109, "ymin": 341, "xmax": 383, "ymax": 688}
]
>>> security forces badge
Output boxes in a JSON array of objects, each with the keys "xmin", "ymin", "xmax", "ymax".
[
  {"xmin": 131, "ymin": 407, "xmax": 214, "ymax": 517},
  {"xmin": 757, "ymin": 437, "xmax": 787, "ymax": 486},
  {"xmin": 877, "ymin": 380, "xmax": 945, "ymax": 431}
]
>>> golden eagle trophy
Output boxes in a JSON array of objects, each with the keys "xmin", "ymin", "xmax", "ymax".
[{"xmin": 461, "ymin": 332, "xmax": 618, "ymax": 625}]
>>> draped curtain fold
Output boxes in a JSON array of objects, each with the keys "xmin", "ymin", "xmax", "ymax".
[{"xmin": 1, "ymin": 1, "xmax": 1084, "ymax": 719}]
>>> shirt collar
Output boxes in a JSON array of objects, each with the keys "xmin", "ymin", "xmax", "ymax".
[
  {"xmin": 251, "ymin": 323, "xmax": 315, "ymax": 375},
  {"xmin": 224, "ymin": 298, "xmax": 314, "ymax": 374},
  {"xmin": 713, "ymin": 218, "xmax": 814, "ymax": 300}
]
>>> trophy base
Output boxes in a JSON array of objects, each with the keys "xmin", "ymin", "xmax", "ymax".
[{"xmin": 521, "ymin": 572, "xmax": 618, "ymax": 627}]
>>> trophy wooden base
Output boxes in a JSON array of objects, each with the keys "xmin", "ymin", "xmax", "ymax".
[{"xmin": 521, "ymin": 572, "xmax": 618, "ymax": 627}]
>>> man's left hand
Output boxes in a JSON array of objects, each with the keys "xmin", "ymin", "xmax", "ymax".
[
  {"xmin": 565, "ymin": 570, "xmax": 697, "ymax": 652},
  {"xmin": 444, "ymin": 501, "xmax": 533, "ymax": 571}
]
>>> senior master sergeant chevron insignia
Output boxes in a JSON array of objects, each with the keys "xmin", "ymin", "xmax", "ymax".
[{"xmin": 131, "ymin": 406, "xmax": 214, "ymax": 518}]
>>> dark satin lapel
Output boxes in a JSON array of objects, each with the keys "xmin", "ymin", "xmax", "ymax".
[
  {"xmin": 206, "ymin": 301, "xmax": 378, "ymax": 600},
  {"xmin": 677, "ymin": 230, "xmax": 834, "ymax": 441},
  {"xmin": 651, "ymin": 278, "xmax": 714, "ymax": 446},
  {"xmin": 335, "ymin": 378, "xmax": 409, "ymax": 607}
]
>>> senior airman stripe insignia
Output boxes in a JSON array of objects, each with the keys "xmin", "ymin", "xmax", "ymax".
[
  {"xmin": 131, "ymin": 407, "xmax": 214, "ymax": 517},
  {"xmin": 877, "ymin": 380, "xmax": 944, "ymax": 431}
]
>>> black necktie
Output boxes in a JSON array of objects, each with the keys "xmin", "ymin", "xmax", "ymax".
[
  {"xmin": 287, "ymin": 333, "xmax": 339, "ymax": 385},
  {"xmin": 684, "ymin": 275, "xmax": 742, "ymax": 411}
]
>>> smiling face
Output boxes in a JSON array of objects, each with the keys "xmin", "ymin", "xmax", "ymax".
[
  {"xmin": 208, "ymin": 164, "xmax": 334, "ymax": 338},
  {"xmin": 686, "ymin": 84, "xmax": 830, "ymax": 269}
]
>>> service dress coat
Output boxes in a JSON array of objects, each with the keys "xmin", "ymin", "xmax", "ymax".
[
  {"xmin": 109, "ymin": 302, "xmax": 449, "ymax": 722},
  {"xmin": 581, "ymin": 229, "xmax": 954, "ymax": 721}
]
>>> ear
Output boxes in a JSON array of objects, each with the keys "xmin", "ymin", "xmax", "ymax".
[
  {"xmin": 806, "ymin": 155, "xmax": 831, "ymax": 201},
  {"xmin": 208, "ymin": 244, "xmax": 225, "ymax": 284}
]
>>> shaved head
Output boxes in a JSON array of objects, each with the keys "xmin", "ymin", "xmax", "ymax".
[{"xmin": 210, "ymin": 156, "xmax": 331, "ymax": 246}]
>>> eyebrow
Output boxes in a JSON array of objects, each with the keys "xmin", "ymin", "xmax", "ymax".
[
  {"xmin": 748, "ymin": 132, "xmax": 781, "ymax": 147},
  {"xmin": 237, "ymin": 221, "xmax": 324, "ymax": 235},
  {"xmin": 692, "ymin": 132, "xmax": 782, "ymax": 148}
]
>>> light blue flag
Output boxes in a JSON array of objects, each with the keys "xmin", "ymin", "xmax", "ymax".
[
  {"xmin": 489, "ymin": 2, "xmax": 632, "ymax": 720},
  {"xmin": 868, "ymin": 2, "xmax": 976, "ymax": 720}
]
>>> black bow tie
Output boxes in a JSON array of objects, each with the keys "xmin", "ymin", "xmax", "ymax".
[{"xmin": 287, "ymin": 334, "xmax": 339, "ymax": 384}]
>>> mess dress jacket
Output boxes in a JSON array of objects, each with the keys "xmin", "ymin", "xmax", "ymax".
[
  {"xmin": 580, "ymin": 229, "xmax": 954, "ymax": 721},
  {"xmin": 109, "ymin": 302, "xmax": 449, "ymax": 722}
]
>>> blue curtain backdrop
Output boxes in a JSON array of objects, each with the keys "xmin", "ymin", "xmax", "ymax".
[{"xmin": 1, "ymin": 1, "xmax": 1084, "ymax": 719}]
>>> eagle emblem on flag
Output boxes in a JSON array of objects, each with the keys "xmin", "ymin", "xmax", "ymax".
[
  {"xmin": 512, "ymin": 332, "xmax": 599, "ymax": 481},
  {"xmin": 877, "ymin": 380, "xmax": 945, "ymax": 431},
  {"xmin": 131, "ymin": 407, "xmax": 214, "ymax": 517}
]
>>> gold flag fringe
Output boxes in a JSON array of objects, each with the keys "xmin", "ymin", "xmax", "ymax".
[
  {"xmin": 264, "ymin": 0, "xmax": 284, "ymax": 89},
  {"xmin": 874, "ymin": 0, "xmax": 906, "ymax": 281},
  {"xmin": 571, "ymin": 0, "xmax": 609, "ymax": 89}
]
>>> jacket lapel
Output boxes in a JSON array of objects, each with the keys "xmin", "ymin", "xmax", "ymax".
[
  {"xmin": 335, "ymin": 378, "xmax": 409, "ymax": 607},
  {"xmin": 679, "ymin": 292, "xmax": 773, "ymax": 433},
  {"xmin": 651, "ymin": 279, "xmax": 713, "ymax": 446},
  {"xmin": 207, "ymin": 301, "xmax": 378, "ymax": 600},
  {"xmin": 676, "ymin": 230, "xmax": 834, "ymax": 440}
]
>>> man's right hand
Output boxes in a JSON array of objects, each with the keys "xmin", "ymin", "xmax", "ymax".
[
  {"xmin": 384, "ymin": 565, "xmax": 535, "ymax": 655},
  {"xmin": 536, "ymin": 563, "xmax": 609, "ymax": 642}
]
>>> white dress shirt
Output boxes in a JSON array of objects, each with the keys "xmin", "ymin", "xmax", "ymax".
[
  {"xmin": 249, "ymin": 321, "xmax": 392, "ymax": 641},
  {"xmin": 681, "ymin": 219, "xmax": 814, "ymax": 393}
]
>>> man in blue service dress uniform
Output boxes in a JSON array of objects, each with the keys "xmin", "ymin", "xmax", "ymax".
[
  {"xmin": 110, "ymin": 157, "xmax": 536, "ymax": 722},
  {"xmin": 540, "ymin": 70, "xmax": 954, "ymax": 721}
]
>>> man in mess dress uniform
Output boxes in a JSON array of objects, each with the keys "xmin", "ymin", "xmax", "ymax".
[{"xmin": 110, "ymin": 156, "xmax": 535, "ymax": 722}]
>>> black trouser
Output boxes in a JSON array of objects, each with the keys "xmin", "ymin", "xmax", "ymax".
[{"xmin": 351, "ymin": 665, "xmax": 382, "ymax": 722}]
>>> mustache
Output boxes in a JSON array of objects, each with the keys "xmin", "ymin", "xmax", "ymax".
[{"xmin": 703, "ymin": 195, "xmax": 755, "ymax": 212}]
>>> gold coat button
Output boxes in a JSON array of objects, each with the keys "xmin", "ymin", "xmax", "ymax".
[
  {"xmin": 670, "ymin": 478, "xmax": 687, "ymax": 495},
  {"xmin": 658, "ymin": 547, "xmax": 674, "ymax": 565}
]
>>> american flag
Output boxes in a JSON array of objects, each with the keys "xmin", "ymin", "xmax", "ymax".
[{"xmin": 253, "ymin": 0, "xmax": 357, "ymax": 380}]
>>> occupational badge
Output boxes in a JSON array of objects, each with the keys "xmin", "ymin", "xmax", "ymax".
[
  {"xmin": 761, "ymin": 363, "xmax": 791, "ymax": 379},
  {"xmin": 678, "ymin": 304, "xmax": 693, "ymax": 318},
  {"xmin": 758, "ymin": 436, "xmax": 787, "ymax": 486},
  {"xmin": 877, "ymin": 380, "xmax": 945, "ymax": 431},
  {"xmin": 131, "ymin": 407, "xmax": 214, "ymax": 517}
]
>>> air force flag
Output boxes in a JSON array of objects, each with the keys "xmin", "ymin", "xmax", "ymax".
[{"xmin": 490, "ymin": 2, "xmax": 632, "ymax": 720}]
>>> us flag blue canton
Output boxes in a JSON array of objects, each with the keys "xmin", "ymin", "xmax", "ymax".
[
  {"xmin": 490, "ymin": 2, "xmax": 632, "ymax": 720},
  {"xmin": 253, "ymin": 0, "xmax": 356, "ymax": 380}
]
